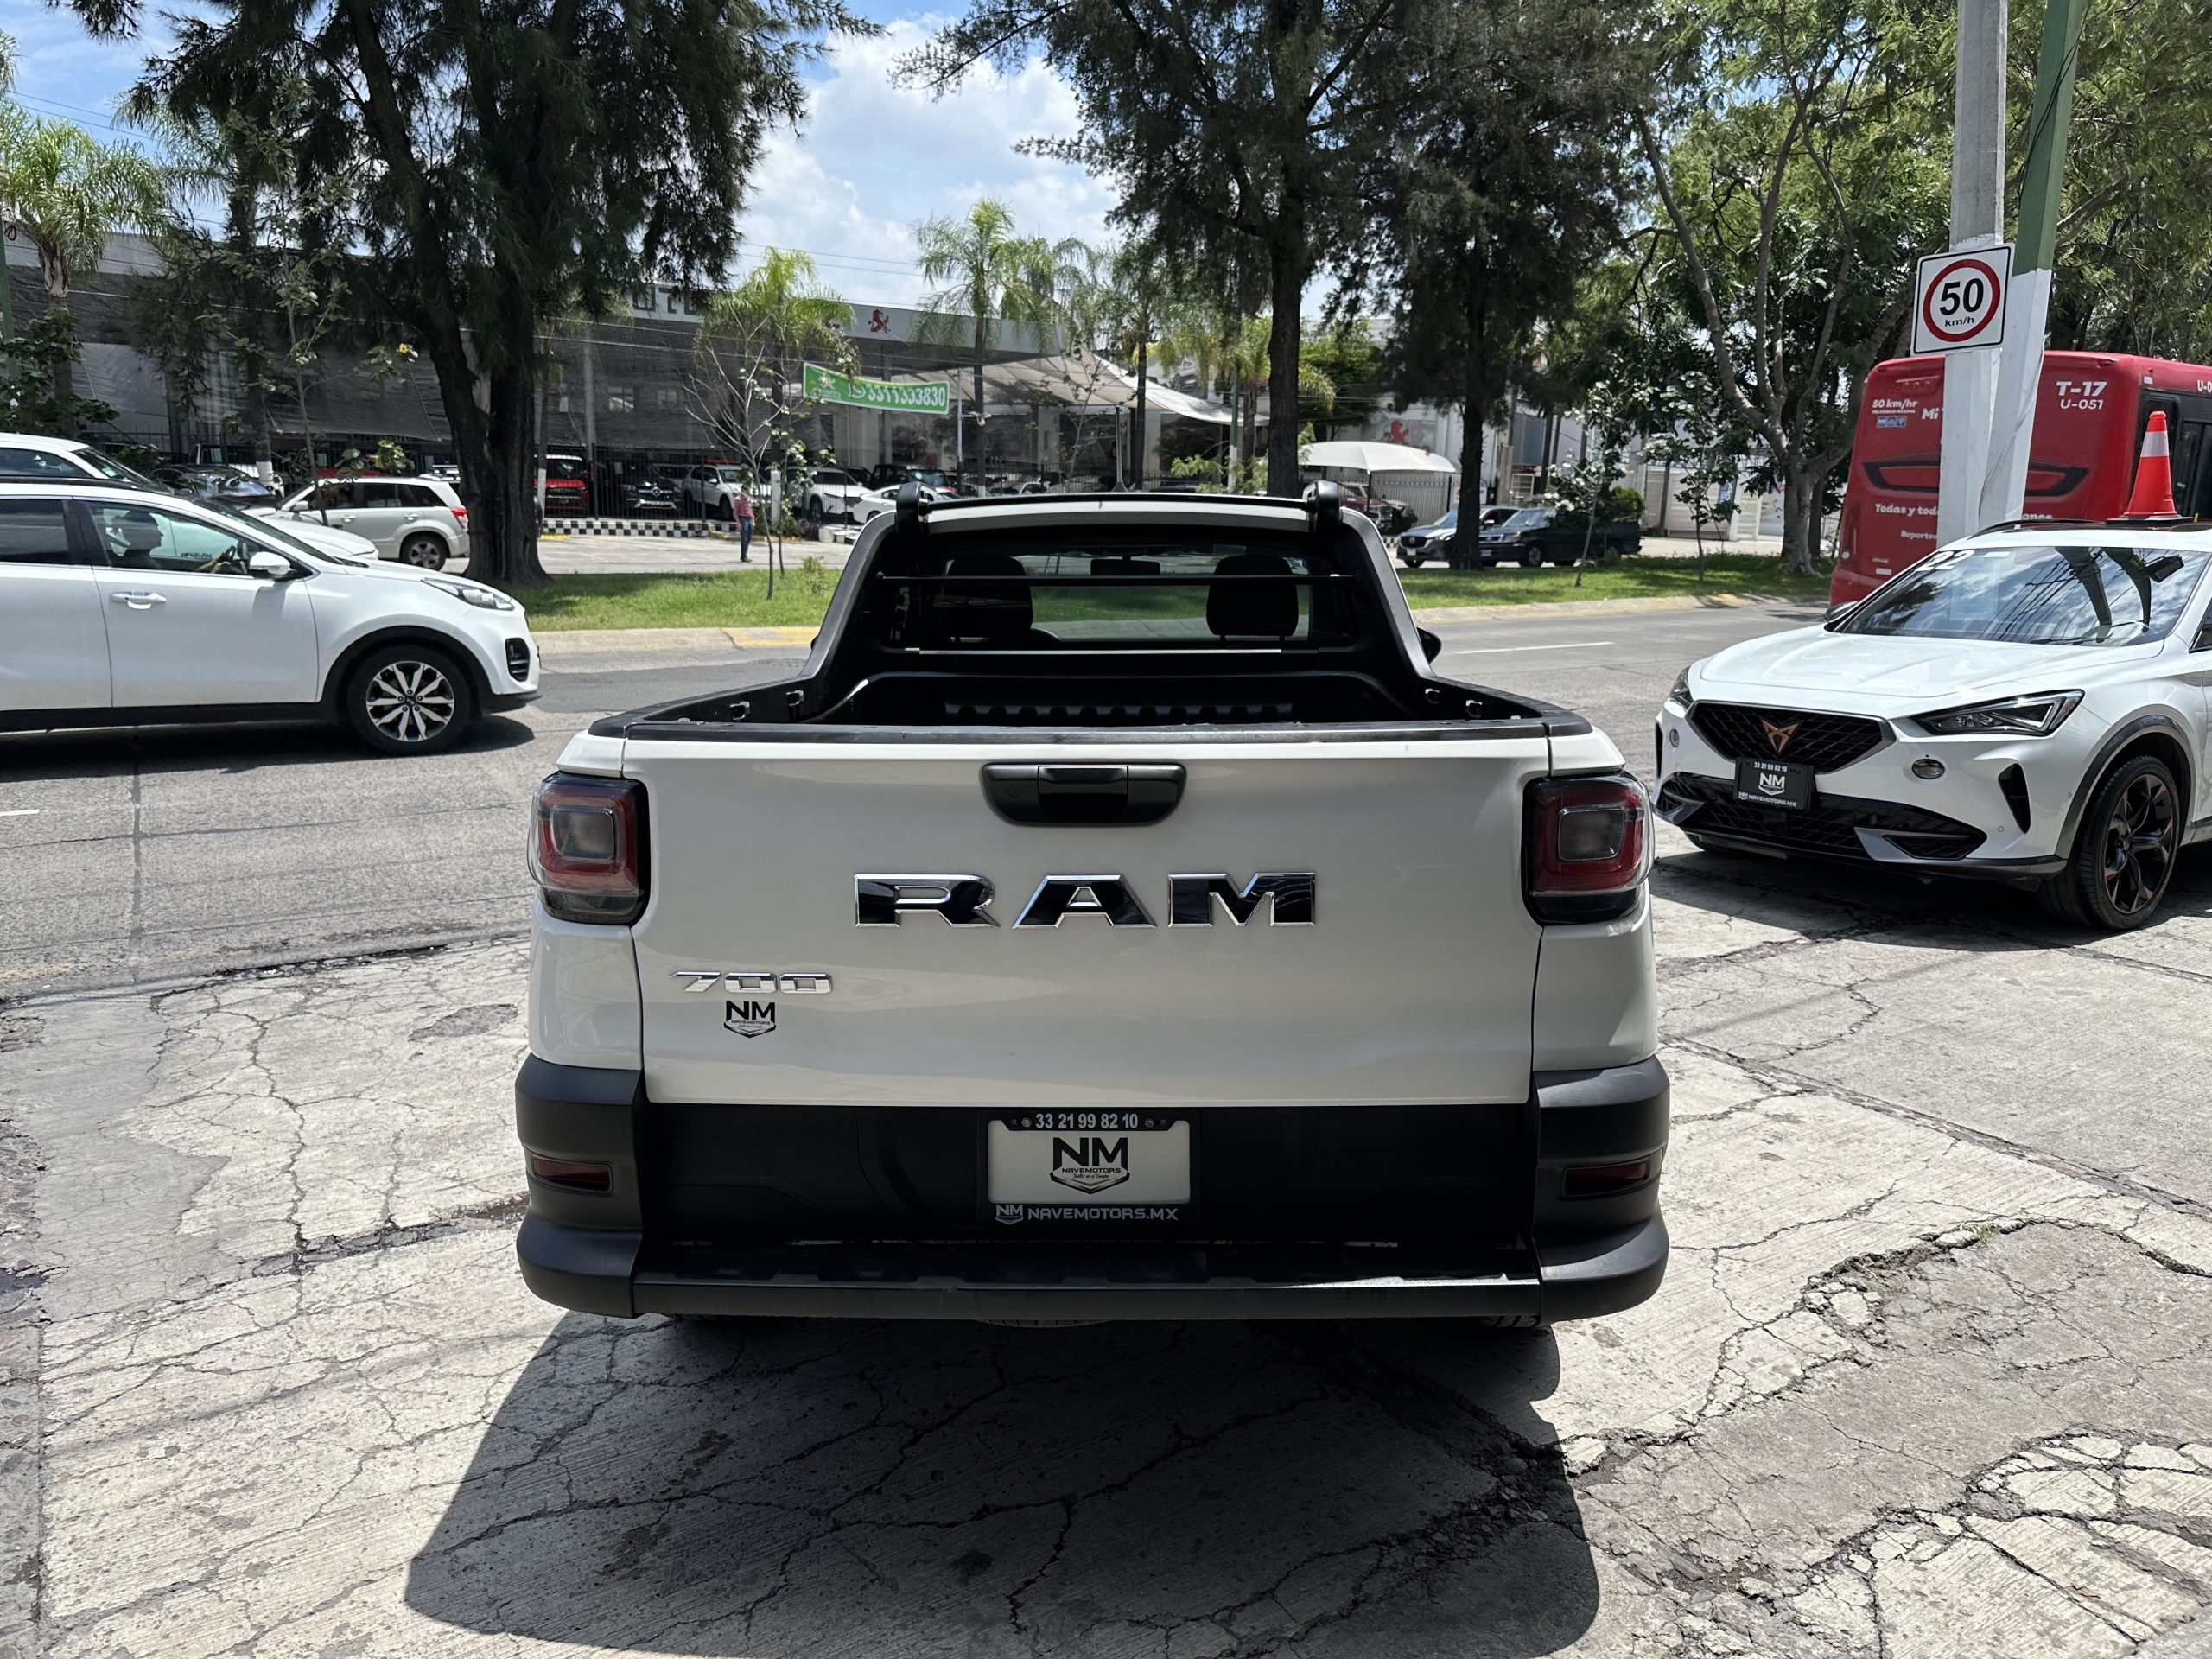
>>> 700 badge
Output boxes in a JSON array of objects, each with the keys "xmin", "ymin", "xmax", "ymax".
[{"xmin": 1912, "ymin": 244, "xmax": 2012, "ymax": 354}]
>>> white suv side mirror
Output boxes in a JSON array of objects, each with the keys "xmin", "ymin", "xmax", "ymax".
[{"xmin": 248, "ymin": 550, "xmax": 294, "ymax": 580}]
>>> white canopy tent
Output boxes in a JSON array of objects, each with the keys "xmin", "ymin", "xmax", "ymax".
[
  {"xmin": 1303, "ymin": 439, "xmax": 1463, "ymax": 524},
  {"xmin": 1300, "ymin": 440, "xmax": 1459, "ymax": 474}
]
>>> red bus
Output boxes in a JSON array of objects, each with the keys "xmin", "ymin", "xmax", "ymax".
[{"xmin": 1833, "ymin": 351, "xmax": 2212, "ymax": 605}]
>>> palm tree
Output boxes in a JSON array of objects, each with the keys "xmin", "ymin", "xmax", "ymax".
[
  {"xmin": 700, "ymin": 246, "xmax": 853, "ymax": 380},
  {"xmin": 0, "ymin": 109, "xmax": 164, "ymax": 308},
  {"xmin": 1108, "ymin": 240, "xmax": 1172, "ymax": 486},
  {"xmin": 912, "ymin": 199, "xmax": 1085, "ymax": 467},
  {"xmin": 1155, "ymin": 307, "xmax": 1332, "ymax": 491}
]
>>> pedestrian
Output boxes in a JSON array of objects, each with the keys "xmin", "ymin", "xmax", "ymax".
[{"xmin": 734, "ymin": 481, "xmax": 754, "ymax": 563}]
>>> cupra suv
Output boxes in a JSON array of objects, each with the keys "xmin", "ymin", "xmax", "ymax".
[{"xmin": 1659, "ymin": 525, "xmax": 2212, "ymax": 930}]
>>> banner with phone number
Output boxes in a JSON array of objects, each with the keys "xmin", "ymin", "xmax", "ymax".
[{"xmin": 802, "ymin": 363, "xmax": 951, "ymax": 414}]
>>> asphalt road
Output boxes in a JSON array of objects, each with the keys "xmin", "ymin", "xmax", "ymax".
[{"xmin": 0, "ymin": 601, "xmax": 1799, "ymax": 1001}]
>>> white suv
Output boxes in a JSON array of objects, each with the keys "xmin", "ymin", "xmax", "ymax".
[
  {"xmin": 270, "ymin": 475, "xmax": 468, "ymax": 568},
  {"xmin": 0, "ymin": 482, "xmax": 538, "ymax": 754},
  {"xmin": 1660, "ymin": 524, "xmax": 2212, "ymax": 930}
]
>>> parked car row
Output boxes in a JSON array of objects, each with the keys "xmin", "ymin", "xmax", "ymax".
[{"xmin": 1397, "ymin": 504, "xmax": 1643, "ymax": 569}]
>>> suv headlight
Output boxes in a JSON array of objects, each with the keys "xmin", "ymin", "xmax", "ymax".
[
  {"xmin": 425, "ymin": 576, "xmax": 518, "ymax": 612},
  {"xmin": 1665, "ymin": 666, "xmax": 1694, "ymax": 711},
  {"xmin": 1914, "ymin": 691, "xmax": 2082, "ymax": 736}
]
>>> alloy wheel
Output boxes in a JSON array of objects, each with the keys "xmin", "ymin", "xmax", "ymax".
[
  {"xmin": 2101, "ymin": 771, "xmax": 2177, "ymax": 917},
  {"xmin": 364, "ymin": 660, "xmax": 457, "ymax": 745},
  {"xmin": 401, "ymin": 537, "xmax": 443, "ymax": 568}
]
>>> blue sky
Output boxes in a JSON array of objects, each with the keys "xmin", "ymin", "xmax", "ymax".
[{"xmin": 14, "ymin": 2, "xmax": 1112, "ymax": 307}]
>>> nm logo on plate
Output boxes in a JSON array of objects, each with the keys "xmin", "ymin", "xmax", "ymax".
[{"xmin": 1049, "ymin": 1134, "xmax": 1132, "ymax": 1194}]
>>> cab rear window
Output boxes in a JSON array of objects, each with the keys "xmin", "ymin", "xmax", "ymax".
[{"xmin": 866, "ymin": 532, "xmax": 1360, "ymax": 650}]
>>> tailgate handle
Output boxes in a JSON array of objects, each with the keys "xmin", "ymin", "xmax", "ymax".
[{"xmin": 981, "ymin": 763, "xmax": 1185, "ymax": 826}]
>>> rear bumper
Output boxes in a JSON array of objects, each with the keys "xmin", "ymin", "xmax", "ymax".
[{"xmin": 512, "ymin": 1056, "xmax": 1669, "ymax": 1324}]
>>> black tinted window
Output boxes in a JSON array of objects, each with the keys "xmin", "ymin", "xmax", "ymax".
[
  {"xmin": 870, "ymin": 532, "xmax": 1354, "ymax": 650},
  {"xmin": 0, "ymin": 448, "xmax": 82, "ymax": 481},
  {"xmin": 0, "ymin": 499, "xmax": 75, "ymax": 565},
  {"xmin": 1840, "ymin": 543, "xmax": 2210, "ymax": 646}
]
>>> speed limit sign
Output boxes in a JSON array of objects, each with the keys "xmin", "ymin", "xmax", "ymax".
[{"xmin": 1912, "ymin": 244, "xmax": 2012, "ymax": 354}]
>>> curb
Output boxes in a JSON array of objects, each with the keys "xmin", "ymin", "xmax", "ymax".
[
  {"xmin": 536, "ymin": 625, "xmax": 817, "ymax": 658},
  {"xmin": 543, "ymin": 518, "xmax": 721, "ymax": 538},
  {"xmin": 1408, "ymin": 591, "xmax": 1815, "ymax": 625}
]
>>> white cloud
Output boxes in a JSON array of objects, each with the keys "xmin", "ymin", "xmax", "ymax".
[
  {"xmin": 26, "ymin": 6, "xmax": 1114, "ymax": 308},
  {"xmin": 732, "ymin": 18, "xmax": 1117, "ymax": 306}
]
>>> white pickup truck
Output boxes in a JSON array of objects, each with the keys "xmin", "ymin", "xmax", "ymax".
[{"xmin": 516, "ymin": 485, "xmax": 1668, "ymax": 1323}]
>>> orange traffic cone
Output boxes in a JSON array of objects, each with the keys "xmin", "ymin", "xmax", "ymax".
[{"xmin": 2124, "ymin": 411, "xmax": 2177, "ymax": 516}]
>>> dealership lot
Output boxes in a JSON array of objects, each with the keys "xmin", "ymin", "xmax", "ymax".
[{"xmin": 3, "ymin": 601, "xmax": 2211, "ymax": 1656}]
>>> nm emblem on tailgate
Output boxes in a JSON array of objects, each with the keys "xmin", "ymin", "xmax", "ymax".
[
  {"xmin": 725, "ymin": 999, "xmax": 775, "ymax": 1039},
  {"xmin": 669, "ymin": 971, "xmax": 833, "ymax": 1041}
]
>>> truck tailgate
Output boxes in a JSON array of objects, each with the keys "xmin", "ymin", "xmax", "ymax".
[{"xmin": 624, "ymin": 736, "xmax": 1548, "ymax": 1109}]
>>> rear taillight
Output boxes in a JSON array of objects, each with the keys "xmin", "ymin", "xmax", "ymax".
[
  {"xmin": 530, "ymin": 773, "xmax": 646, "ymax": 924},
  {"xmin": 450, "ymin": 504, "xmax": 468, "ymax": 524},
  {"xmin": 1524, "ymin": 775, "xmax": 1649, "ymax": 924}
]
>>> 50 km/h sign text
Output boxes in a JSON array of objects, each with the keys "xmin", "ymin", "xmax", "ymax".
[{"xmin": 1912, "ymin": 245, "xmax": 2012, "ymax": 355}]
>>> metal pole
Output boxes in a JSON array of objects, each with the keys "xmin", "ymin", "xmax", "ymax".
[
  {"xmin": 1977, "ymin": 0, "xmax": 2092, "ymax": 527},
  {"xmin": 1936, "ymin": 0, "xmax": 2007, "ymax": 547}
]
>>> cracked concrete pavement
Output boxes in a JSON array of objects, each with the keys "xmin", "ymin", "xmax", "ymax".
[
  {"xmin": 2, "ymin": 827, "xmax": 2211, "ymax": 1656},
  {"xmin": 5, "ymin": 603, "xmax": 2212, "ymax": 1656}
]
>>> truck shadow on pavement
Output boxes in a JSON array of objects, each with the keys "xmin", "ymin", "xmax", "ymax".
[{"xmin": 404, "ymin": 1313, "xmax": 1599, "ymax": 1656}]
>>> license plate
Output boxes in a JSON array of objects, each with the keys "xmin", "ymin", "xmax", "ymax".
[
  {"xmin": 985, "ymin": 1112, "xmax": 1192, "ymax": 1225},
  {"xmin": 1735, "ymin": 757, "xmax": 1815, "ymax": 810}
]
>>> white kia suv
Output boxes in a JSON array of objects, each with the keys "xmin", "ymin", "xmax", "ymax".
[
  {"xmin": 1658, "ymin": 524, "xmax": 2212, "ymax": 929},
  {"xmin": 0, "ymin": 482, "xmax": 538, "ymax": 754}
]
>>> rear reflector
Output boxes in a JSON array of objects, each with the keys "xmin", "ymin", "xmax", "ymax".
[
  {"xmin": 530, "ymin": 773, "xmax": 646, "ymax": 925},
  {"xmin": 1562, "ymin": 1160, "xmax": 1650, "ymax": 1198},
  {"xmin": 1524, "ymin": 775, "xmax": 1650, "ymax": 923},
  {"xmin": 529, "ymin": 1156, "xmax": 612, "ymax": 1192}
]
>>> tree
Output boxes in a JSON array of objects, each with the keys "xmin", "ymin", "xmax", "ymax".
[
  {"xmin": 0, "ymin": 109, "xmax": 162, "ymax": 310},
  {"xmin": 2032, "ymin": 0, "xmax": 2212, "ymax": 358},
  {"xmin": 126, "ymin": 0, "xmax": 867, "ymax": 586},
  {"xmin": 1346, "ymin": 0, "xmax": 1650, "ymax": 465},
  {"xmin": 1299, "ymin": 321, "xmax": 1381, "ymax": 437},
  {"xmin": 902, "ymin": 0, "xmax": 1400, "ymax": 497},
  {"xmin": 1107, "ymin": 239, "xmax": 1173, "ymax": 486},
  {"xmin": 0, "ymin": 311, "xmax": 118, "ymax": 435},
  {"xmin": 1633, "ymin": 0, "xmax": 1946, "ymax": 572},
  {"xmin": 1554, "ymin": 383, "xmax": 1632, "ymax": 588},
  {"xmin": 913, "ymin": 200, "xmax": 1084, "ymax": 472},
  {"xmin": 690, "ymin": 248, "xmax": 855, "ymax": 590},
  {"xmin": 0, "ymin": 90, "xmax": 162, "ymax": 395}
]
